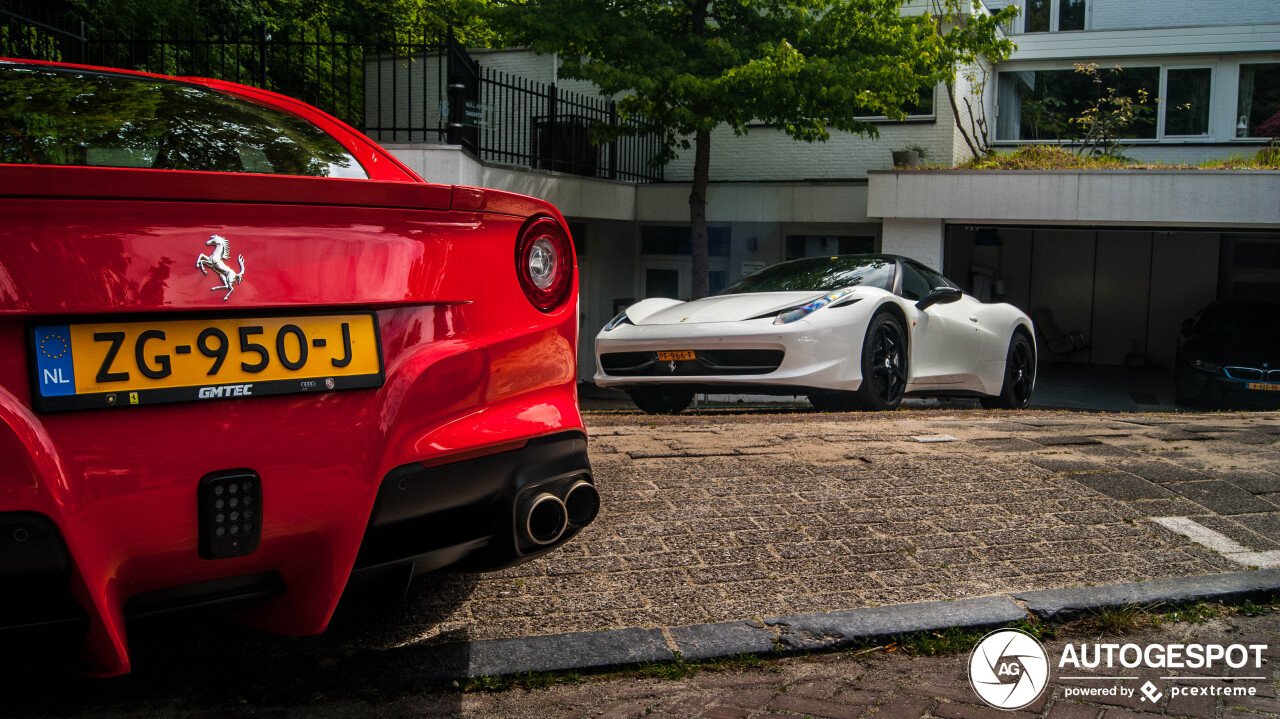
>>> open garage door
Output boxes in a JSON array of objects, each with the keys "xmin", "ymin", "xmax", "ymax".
[{"xmin": 942, "ymin": 227, "xmax": 1258, "ymax": 369}]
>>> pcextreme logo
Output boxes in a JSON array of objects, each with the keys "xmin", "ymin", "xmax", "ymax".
[{"xmin": 969, "ymin": 629, "xmax": 1050, "ymax": 710}]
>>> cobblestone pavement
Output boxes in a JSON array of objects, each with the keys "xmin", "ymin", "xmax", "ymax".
[
  {"xmin": 387, "ymin": 609, "xmax": 1280, "ymax": 718},
  {"xmin": 384, "ymin": 409, "xmax": 1280, "ymax": 649}
]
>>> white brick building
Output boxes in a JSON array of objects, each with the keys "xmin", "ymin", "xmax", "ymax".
[{"xmin": 381, "ymin": 0, "xmax": 1280, "ymax": 382}]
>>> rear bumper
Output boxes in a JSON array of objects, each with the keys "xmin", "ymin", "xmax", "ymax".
[
  {"xmin": 352, "ymin": 430, "xmax": 593, "ymax": 577},
  {"xmin": 0, "ymin": 430, "xmax": 593, "ymax": 674}
]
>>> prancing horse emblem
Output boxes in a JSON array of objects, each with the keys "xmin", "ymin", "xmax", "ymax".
[{"xmin": 196, "ymin": 234, "xmax": 245, "ymax": 301}]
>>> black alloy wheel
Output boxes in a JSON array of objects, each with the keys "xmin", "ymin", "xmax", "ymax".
[
  {"xmin": 981, "ymin": 332, "xmax": 1036, "ymax": 409},
  {"xmin": 855, "ymin": 312, "xmax": 907, "ymax": 411}
]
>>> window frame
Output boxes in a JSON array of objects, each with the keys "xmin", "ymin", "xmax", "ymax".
[
  {"xmin": 1158, "ymin": 64, "xmax": 1216, "ymax": 140},
  {"xmin": 1233, "ymin": 61, "xmax": 1280, "ymax": 141},
  {"xmin": 1021, "ymin": 0, "xmax": 1089, "ymax": 33}
]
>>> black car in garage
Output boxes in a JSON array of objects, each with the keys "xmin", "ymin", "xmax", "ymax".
[{"xmin": 1176, "ymin": 301, "xmax": 1280, "ymax": 409}]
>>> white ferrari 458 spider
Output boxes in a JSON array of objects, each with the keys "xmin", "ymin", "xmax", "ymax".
[{"xmin": 594, "ymin": 254, "xmax": 1036, "ymax": 414}]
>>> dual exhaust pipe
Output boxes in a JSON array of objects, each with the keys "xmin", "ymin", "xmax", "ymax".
[{"xmin": 524, "ymin": 479, "xmax": 599, "ymax": 546}]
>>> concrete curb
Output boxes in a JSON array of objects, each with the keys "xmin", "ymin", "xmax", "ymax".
[
  {"xmin": 1014, "ymin": 568, "xmax": 1280, "ymax": 622},
  {"xmin": 342, "ymin": 570, "xmax": 1280, "ymax": 686}
]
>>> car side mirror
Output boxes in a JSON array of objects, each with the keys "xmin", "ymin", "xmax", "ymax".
[
  {"xmin": 1181, "ymin": 318, "xmax": 1194, "ymax": 335},
  {"xmin": 915, "ymin": 287, "xmax": 963, "ymax": 311}
]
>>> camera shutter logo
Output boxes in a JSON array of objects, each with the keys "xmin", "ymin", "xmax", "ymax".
[{"xmin": 969, "ymin": 629, "xmax": 1050, "ymax": 710}]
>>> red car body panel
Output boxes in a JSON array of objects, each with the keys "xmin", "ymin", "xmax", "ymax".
[{"xmin": 0, "ymin": 59, "xmax": 591, "ymax": 676}]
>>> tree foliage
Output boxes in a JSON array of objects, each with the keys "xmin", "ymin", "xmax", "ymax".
[
  {"xmin": 63, "ymin": 0, "xmax": 496, "ymax": 44},
  {"xmin": 498, "ymin": 0, "xmax": 947, "ymax": 163},
  {"xmin": 496, "ymin": 0, "xmax": 989, "ymax": 297}
]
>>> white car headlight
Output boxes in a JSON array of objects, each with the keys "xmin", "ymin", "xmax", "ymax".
[
  {"xmin": 603, "ymin": 310, "xmax": 632, "ymax": 331},
  {"xmin": 774, "ymin": 290, "xmax": 857, "ymax": 325}
]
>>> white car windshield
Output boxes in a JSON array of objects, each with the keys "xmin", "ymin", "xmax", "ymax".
[{"xmin": 718, "ymin": 255, "xmax": 896, "ymax": 295}]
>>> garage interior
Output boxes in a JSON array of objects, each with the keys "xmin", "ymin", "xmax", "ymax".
[{"xmin": 945, "ymin": 227, "xmax": 1280, "ymax": 368}]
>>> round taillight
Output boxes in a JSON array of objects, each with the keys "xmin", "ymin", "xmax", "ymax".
[{"xmin": 516, "ymin": 217, "xmax": 573, "ymax": 312}]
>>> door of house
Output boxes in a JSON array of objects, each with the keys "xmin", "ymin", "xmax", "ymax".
[{"xmin": 639, "ymin": 258, "xmax": 728, "ymax": 300}]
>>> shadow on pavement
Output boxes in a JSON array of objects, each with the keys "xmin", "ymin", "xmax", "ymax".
[{"xmin": 3, "ymin": 572, "xmax": 481, "ymax": 716}]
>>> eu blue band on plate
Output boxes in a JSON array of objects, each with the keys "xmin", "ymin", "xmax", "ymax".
[{"xmin": 34, "ymin": 325, "xmax": 76, "ymax": 397}]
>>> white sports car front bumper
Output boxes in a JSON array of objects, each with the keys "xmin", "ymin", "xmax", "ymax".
[{"xmin": 594, "ymin": 312, "xmax": 873, "ymax": 393}]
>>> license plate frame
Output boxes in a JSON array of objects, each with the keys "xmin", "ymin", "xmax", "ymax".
[
  {"xmin": 1247, "ymin": 382, "xmax": 1280, "ymax": 392},
  {"xmin": 656, "ymin": 351, "xmax": 696, "ymax": 361},
  {"xmin": 28, "ymin": 311, "xmax": 384, "ymax": 413}
]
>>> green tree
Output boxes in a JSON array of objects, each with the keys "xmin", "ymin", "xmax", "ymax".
[
  {"xmin": 65, "ymin": 0, "xmax": 495, "ymax": 44},
  {"xmin": 927, "ymin": 0, "xmax": 1019, "ymax": 156},
  {"xmin": 497, "ymin": 0, "xmax": 978, "ymax": 298}
]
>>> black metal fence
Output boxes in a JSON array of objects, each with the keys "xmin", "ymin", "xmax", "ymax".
[
  {"xmin": 477, "ymin": 65, "xmax": 665, "ymax": 182},
  {"xmin": 0, "ymin": 2, "xmax": 663, "ymax": 181}
]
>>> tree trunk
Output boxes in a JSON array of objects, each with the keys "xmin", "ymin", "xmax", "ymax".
[{"xmin": 689, "ymin": 127, "xmax": 711, "ymax": 299}]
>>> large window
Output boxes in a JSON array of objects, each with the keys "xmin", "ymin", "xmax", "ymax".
[
  {"xmin": 1024, "ymin": 0, "xmax": 1086, "ymax": 32},
  {"xmin": 785, "ymin": 235, "xmax": 875, "ymax": 261},
  {"xmin": 1164, "ymin": 68, "xmax": 1212, "ymax": 137},
  {"xmin": 1237, "ymin": 63, "xmax": 1280, "ymax": 139},
  {"xmin": 996, "ymin": 66, "xmax": 1159, "ymax": 141}
]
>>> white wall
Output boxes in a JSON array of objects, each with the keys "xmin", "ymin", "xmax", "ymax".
[
  {"xmin": 869, "ymin": 170, "xmax": 1280, "ymax": 226},
  {"xmin": 881, "ymin": 218, "xmax": 946, "ymax": 270},
  {"xmin": 1090, "ymin": 0, "xmax": 1278, "ymax": 31},
  {"xmin": 661, "ymin": 88, "xmax": 961, "ymax": 182}
]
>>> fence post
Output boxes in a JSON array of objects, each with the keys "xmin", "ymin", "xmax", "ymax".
[
  {"xmin": 259, "ymin": 24, "xmax": 268, "ymax": 88},
  {"xmin": 608, "ymin": 100, "xmax": 618, "ymax": 180},
  {"xmin": 547, "ymin": 83, "xmax": 558, "ymax": 172}
]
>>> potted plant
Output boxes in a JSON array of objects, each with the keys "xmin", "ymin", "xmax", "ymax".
[{"xmin": 891, "ymin": 145, "xmax": 928, "ymax": 168}]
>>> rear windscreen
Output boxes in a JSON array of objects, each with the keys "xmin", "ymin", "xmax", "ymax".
[{"xmin": 0, "ymin": 63, "xmax": 367, "ymax": 178}]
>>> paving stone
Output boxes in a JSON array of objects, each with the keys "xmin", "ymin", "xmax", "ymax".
[
  {"xmin": 1062, "ymin": 472, "xmax": 1174, "ymax": 500},
  {"xmin": 869, "ymin": 697, "xmax": 933, "ymax": 719},
  {"xmin": 1114, "ymin": 460, "xmax": 1211, "ymax": 484},
  {"xmin": 768, "ymin": 694, "xmax": 867, "ymax": 719},
  {"xmin": 967, "ymin": 437, "xmax": 1045, "ymax": 452},
  {"xmin": 1169, "ymin": 480, "xmax": 1279, "ymax": 515},
  {"xmin": 1099, "ymin": 709, "xmax": 1165, "ymax": 718},
  {"xmin": 1230, "ymin": 694, "xmax": 1280, "ymax": 712},
  {"xmin": 933, "ymin": 702, "xmax": 1038, "ymax": 719},
  {"xmin": 1047, "ymin": 703, "xmax": 1103, "ymax": 719},
  {"xmin": 1033, "ymin": 435, "xmax": 1104, "ymax": 447},
  {"xmin": 1031, "ymin": 457, "xmax": 1112, "ymax": 473},
  {"xmin": 1215, "ymin": 469, "xmax": 1280, "ymax": 495},
  {"xmin": 899, "ymin": 684, "xmax": 979, "ymax": 704},
  {"xmin": 702, "ymin": 707, "xmax": 752, "ymax": 719},
  {"xmin": 1074, "ymin": 443, "xmax": 1140, "ymax": 459}
]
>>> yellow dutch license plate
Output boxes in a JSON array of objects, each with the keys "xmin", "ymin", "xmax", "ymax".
[
  {"xmin": 656, "ymin": 351, "xmax": 696, "ymax": 361},
  {"xmin": 30, "ymin": 313, "xmax": 383, "ymax": 412},
  {"xmin": 1247, "ymin": 382, "xmax": 1280, "ymax": 392}
]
